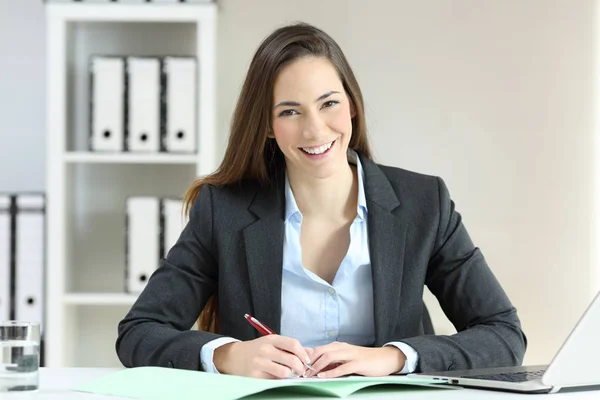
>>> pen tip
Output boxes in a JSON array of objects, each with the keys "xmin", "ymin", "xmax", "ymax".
[{"xmin": 244, "ymin": 313, "xmax": 250, "ymax": 318}]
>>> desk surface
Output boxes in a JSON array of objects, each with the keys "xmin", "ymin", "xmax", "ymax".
[{"xmin": 1, "ymin": 368, "xmax": 598, "ymax": 399}]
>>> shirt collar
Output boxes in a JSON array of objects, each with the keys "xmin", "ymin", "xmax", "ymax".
[{"xmin": 284, "ymin": 149, "xmax": 368, "ymax": 222}]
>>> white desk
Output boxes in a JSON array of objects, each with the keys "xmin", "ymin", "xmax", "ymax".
[{"xmin": 2, "ymin": 368, "xmax": 599, "ymax": 399}]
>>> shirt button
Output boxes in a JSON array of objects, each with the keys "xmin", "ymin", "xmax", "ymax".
[
  {"xmin": 328, "ymin": 287, "xmax": 336, "ymax": 295},
  {"xmin": 328, "ymin": 330, "xmax": 336, "ymax": 337}
]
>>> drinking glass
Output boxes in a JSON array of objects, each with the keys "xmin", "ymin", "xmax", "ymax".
[{"xmin": 0, "ymin": 321, "xmax": 40, "ymax": 392}]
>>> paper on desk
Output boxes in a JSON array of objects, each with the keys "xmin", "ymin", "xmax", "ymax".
[{"xmin": 76, "ymin": 367, "xmax": 450, "ymax": 400}]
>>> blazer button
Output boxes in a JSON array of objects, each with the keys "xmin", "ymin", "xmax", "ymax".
[{"xmin": 168, "ymin": 361, "xmax": 174, "ymax": 368}]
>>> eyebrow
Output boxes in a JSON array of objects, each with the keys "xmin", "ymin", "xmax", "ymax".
[{"xmin": 273, "ymin": 91, "xmax": 340, "ymax": 108}]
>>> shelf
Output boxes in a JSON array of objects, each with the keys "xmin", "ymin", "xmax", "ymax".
[
  {"xmin": 64, "ymin": 152, "xmax": 197, "ymax": 164},
  {"xmin": 63, "ymin": 293, "xmax": 139, "ymax": 306},
  {"xmin": 46, "ymin": 3, "xmax": 216, "ymax": 23},
  {"xmin": 45, "ymin": 0, "xmax": 216, "ymax": 367}
]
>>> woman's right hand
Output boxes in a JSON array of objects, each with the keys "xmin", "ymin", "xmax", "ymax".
[{"xmin": 213, "ymin": 335, "xmax": 311, "ymax": 379}]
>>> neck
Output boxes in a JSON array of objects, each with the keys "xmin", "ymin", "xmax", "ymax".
[{"xmin": 287, "ymin": 160, "xmax": 358, "ymax": 221}]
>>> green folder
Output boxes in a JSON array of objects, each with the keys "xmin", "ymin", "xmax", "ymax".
[{"xmin": 76, "ymin": 367, "xmax": 450, "ymax": 400}]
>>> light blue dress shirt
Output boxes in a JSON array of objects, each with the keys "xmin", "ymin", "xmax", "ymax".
[{"xmin": 200, "ymin": 150, "xmax": 418, "ymax": 374}]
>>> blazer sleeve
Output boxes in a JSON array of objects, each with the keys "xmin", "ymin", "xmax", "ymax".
[
  {"xmin": 116, "ymin": 184, "xmax": 225, "ymax": 370},
  {"xmin": 400, "ymin": 177, "xmax": 527, "ymax": 372}
]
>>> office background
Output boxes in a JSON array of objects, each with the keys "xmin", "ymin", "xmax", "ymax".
[{"xmin": 0, "ymin": 0, "xmax": 598, "ymax": 367}]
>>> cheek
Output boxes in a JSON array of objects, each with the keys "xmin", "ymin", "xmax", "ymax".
[
  {"xmin": 272, "ymin": 119, "xmax": 299, "ymax": 146},
  {"xmin": 328, "ymin": 107, "xmax": 353, "ymax": 135}
]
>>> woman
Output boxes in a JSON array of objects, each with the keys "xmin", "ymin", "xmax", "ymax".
[{"xmin": 116, "ymin": 22, "xmax": 526, "ymax": 379}]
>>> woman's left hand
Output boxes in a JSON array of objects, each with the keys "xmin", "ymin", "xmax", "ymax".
[{"xmin": 305, "ymin": 342, "xmax": 407, "ymax": 378}]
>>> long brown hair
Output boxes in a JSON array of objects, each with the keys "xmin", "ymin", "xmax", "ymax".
[{"xmin": 187, "ymin": 22, "xmax": 373, "ymax": 333}]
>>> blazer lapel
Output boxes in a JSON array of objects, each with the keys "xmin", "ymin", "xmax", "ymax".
[
  {"xmin": 243, "ymin": 179, "xmax": 286, "ymax": 337},
  {"xmin": 360, "ymin": 155, "xmax": 408, "ymax": 346}
]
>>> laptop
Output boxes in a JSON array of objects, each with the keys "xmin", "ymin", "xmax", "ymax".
[{"xmin": 409, "ymin": 291, "xmax": 600, "ymax": 394}]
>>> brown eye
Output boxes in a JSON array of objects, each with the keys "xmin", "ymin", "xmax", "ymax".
[
  {"xmin": 279, "ymin": 109, "xmax": 299, "ymax": 117},
  {"xmin": 321, "ymin": 100, "xmax": 339, "ymax": 109}
]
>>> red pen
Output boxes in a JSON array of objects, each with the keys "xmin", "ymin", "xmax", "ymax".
[
  {"xmin": 244, "ymin": 313, "xmax": 276, "ymax": 336},
  {"xmin": 244, "ymin": 313, "xmax": 315, "ymax": 372}
]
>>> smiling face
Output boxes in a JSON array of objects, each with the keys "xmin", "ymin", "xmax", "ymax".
[{"xmin": 271, "ymin": 56, "xmax": 355, "ymax": 181}]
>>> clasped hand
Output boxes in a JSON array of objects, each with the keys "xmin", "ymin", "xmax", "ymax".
[{"xmin": 213, "ymin": 335, "xmax": 406, "ymax": 379}]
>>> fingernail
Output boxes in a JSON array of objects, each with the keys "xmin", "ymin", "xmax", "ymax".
[
  {"xmin": 306, "ymin": 357, "xmax": 311, "ymax": 364},
  {"xmin": 317, "ymin": 373, "xmax": 323, "ymax": 378}
]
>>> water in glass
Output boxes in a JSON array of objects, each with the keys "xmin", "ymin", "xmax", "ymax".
[{"xmin": 0, "ymin": 322, "xmax": 40, "ymax": 392}]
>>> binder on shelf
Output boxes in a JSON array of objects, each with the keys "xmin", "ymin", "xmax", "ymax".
[
  {"xmin": 162, "ymin": 57, "xmax": 197, "ymax": 153},
  {"xmin": 90, "ymin": 56, "xmax": 125, "ymax": 152},
  {"xmin": 126, "ymin": 57, "xmax": 161, "ymax": 153},
  {"xmin": 126, "ymin": 197, "xmax": 160, "ymax": 293},
  {"xmin": 0, "ymin": 195, "xmax": 12, "ymax": 322},
  {"xmin": 161, "ymin": 198, "xmax": 188, "ymax": 258},
  {"xmin": 14, "ymin": 194, "xmax": 45, "ymax": 332}
]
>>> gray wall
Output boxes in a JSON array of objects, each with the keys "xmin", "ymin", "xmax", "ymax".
[
  {"xmin": 0, "ymin": 0, "xmax": 46, "ymax": 191},
  {"xmin": 1, "ymin": 0, "xmax": 598, "ymax": 366}
]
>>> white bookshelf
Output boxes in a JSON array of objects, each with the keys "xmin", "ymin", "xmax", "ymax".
[
  {"xmin": 64, "ymin": 152, "xmax": 198, "ymax": 165},
  {"xmin": 45, "ymin": 3, "xmax": 217, "ymax": 367},
  {"xmin": 63, "ymin": 293, "xmax": 138, "ymax": 306}
]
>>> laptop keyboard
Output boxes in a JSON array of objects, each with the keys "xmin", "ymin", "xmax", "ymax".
[{"xmin": 468, "ymin": 369, "xmax": 546, "ymax": 383}]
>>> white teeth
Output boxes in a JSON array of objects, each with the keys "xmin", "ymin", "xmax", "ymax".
[{"xmin": 302, "ymin": 141, "xmax": 333, "ymax": 155}]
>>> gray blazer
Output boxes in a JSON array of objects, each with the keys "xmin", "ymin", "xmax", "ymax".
[{"xmin": 116, "ymin": 154, "xmax": 526, "ymax": 373}]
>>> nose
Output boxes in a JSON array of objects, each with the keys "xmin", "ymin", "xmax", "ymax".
[{"xmin": 302, "ymin": 111, "xmax": 326, "ymax": 140}]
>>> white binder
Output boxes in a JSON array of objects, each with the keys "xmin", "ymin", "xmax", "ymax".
[
  {"xmin": 14, "ymin": 194, "xmax": 45, "ymax": 331},
  {"xmin": 161, "ymin": 198, "xmax": 188, "ymax": 258},
  {"xmin": 90, "ymin": 57, "xmax": 125, "ymax": 152},
  {"xmin": 127, "ymin": 57, "xmax": 161, "ymax": 152},
  {"xmin": 162, "ymin": 57, "xmax": 197, "ymax": 153},
  {"xmin": 126, "ymin": 197, "xmax": 160, "ymax": 293},
  {"xmin": 0, "ymin": 195, "xmax": 11, "ymax": 321}
]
